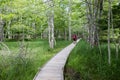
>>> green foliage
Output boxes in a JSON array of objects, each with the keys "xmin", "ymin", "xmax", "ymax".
[
  {"xmin": 65, "ymin": 40, "xmax": 120, "ymax": 80},
  {"xmin": 0, "ymin": 0, "xmax": 48, "ymax": 41},
  {"xmin": 98, "ymin": 3, "xmax": 120, "ymax": 42},
  {"xmin": 0, "ymin": 0, "xmax": 86, "ymax": 41},
  {"xmin": 9, "ymin": 23, "xmax": 36, "ymax": 40},
  {"xmin": 11, "ymin": 24, "xmax": 35, "ymax": 34},
  {"xmin": 99, "ymin": 28, "xmax": 120, "ymax": 42},
  {"xmin": 112, "ymin": 3, "xmax": 120, "ymax": 28},
  {"xmin": 0, "ymin": 13, "xmax": 17, "ymax": 21},
  {"xmin": 98, "ymin": 3, "xmax": 120, "ymax": 30}
]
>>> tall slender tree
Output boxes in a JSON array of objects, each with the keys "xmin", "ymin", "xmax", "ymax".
[
  {"xmin": 85, "ymin": 0, "xmax": 104, "ymax": 46},
  {"xmin": 0, "ymin": 17, "xmax": 4, "ymax": 41},
  {"xmin": 46, "ymin": 0, "xmax": 55, "ymax": 48},
  {"xmin": 108, "ymin": 0, "xmax": 112, "ymax": 64},
  {"xmin": 68, "ymin": 0, "xmax": 72, "ymax": 41}
]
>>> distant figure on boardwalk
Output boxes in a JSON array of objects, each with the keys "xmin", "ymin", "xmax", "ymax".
[{"xmin": 72, "ymin": 33, "xmax": 77, "ymax": 44}]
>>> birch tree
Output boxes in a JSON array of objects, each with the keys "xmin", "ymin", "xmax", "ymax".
[
  {"xmin": 111, "ymin": 5, "xmax": 119, "ymax": 60},
  {"xmin": 108, "ymin": 0, "xmax": 112, "ymax": 64},
  {"xmin": 0, "ymin": 9, "xmax": 4, "ymax": 42},
  {"xmin": 85, "ymin": 0, "xmax": 98, "ymax": 46},
  {"xmin": 68, "ymin": 0, "xmax": 72, "ymax": 41},
  {"xmin": 46, "ymin": 0, "xmax": 55, "ymax": 48},
  {"xmin": 85, "ymin": 0, "xmax": 104, "ymax": 46},
  {"xmin": 0, "ymin": 18, "xmax": 4, "ymax": 41}
]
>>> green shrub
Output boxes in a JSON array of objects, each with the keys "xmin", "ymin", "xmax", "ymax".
[
  {"xmin": 0, "ymin": 43, "xmax": 35, "ymax": 80},
  {"xmin": 0, "ymin": 40, "xmax": 71, "ymax": 80},
  {"xmin": 65, "ymin": 40, "xmax": 120, "ymax": 80}
]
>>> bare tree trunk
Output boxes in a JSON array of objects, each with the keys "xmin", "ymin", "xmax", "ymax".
[
  {"xmin": 118, "ymin": 23, "xmax": 120, "ymax": 58},
  {"xmin": 47, "ymin": 0, "xmax": 55, "ymax": 48},
  {"xmin": 118, "ymin": 24, "xmax": 120, "ymax": 56},
  {"xmin": 58, "ymin": 30, "xmax": 61, "ymax": 39},
  {"xmin": 68, "ymin": 23, "xmax": 71, "ymax": 41},
  {"xmin": 85, "ymin": 0, "xmax": 95, "ymax": 46},
  {"xmin": 48, "ymin": 22, "xmax": 51, "ymax": 44},
  {"xmin": 110, "ymin": 6, "xmax": 119, "ymax": 59},
  {"xmin": 93, "ymin": 0, "xmax": 99, "ymax": 46},
  {"xmin": 64, "ymin": 28, "xmax": 67, "ymax": 40},
  {"xmin": 0, "ymin": 18, "xmax": 4, "ymax": 41},
  {"xmin": 108, "ymin": 0, "xmax": 111, "ymax": 64},
  {"xmin": 86, "ymin": 0, "xmax": 103, "ymax": 52},
  {"xmin": 118, "ymin": 0, "xmax": 120, "ymax": 56},
  {"xmin": 85, "ymin": 0, "xmax": 103, "ymax": 46},
  {"xmin": 83, "ymin": 24, "xmax": 87, "ymax": 40},
  {"xmin": 41, "ymin": 32, "xmax": 43, "ymax": 39},
  {"xmin": 32, "ymin": 22, "xmax": 36, "ymax": 38},
  {"xmin": 68, "ymin": 0, "xmax": 72, "ymax": 41},
  {"xmin": 40, "ymin": 25, "xmax": 43, "ymax": 39},
  {"xmin": 51, "ymin": 13, "xmax": 54, "ymax": 48},
  {"xmin": 7, "ymin": 20, "xmax": 12, "ymax": 39}
]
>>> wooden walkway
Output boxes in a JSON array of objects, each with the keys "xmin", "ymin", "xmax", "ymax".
[{"xmin": 33, "ymin": 39, "xmax": 80, "ymax": 80}]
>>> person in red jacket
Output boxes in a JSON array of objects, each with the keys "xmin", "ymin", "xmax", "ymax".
[{"xmin": 72, "ymin": 34, "xmax": 77, "ymax": 43}]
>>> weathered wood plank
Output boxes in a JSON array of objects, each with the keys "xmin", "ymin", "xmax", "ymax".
[{"xmin": 33, "ymin": 39, "xmax": 80, "ymax": 80}]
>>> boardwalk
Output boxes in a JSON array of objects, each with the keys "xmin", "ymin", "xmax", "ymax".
[{"xmin": 33, "ymin": 39, "xmax": 80, "ymax": 80}]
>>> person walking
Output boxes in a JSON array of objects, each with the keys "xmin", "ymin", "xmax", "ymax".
[{"xmin": 72, "ymin": 33, "xmax": 77, "ymax": 44}]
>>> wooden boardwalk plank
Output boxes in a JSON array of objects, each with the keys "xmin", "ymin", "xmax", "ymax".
[{"xmin": 33, "ymin": 39, "xmax": 80, "ymax": 80}]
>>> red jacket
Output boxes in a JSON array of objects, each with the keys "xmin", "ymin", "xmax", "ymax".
[{"xmin": 72, "ymin": 34, "xmax": 77, "ymax": 41}]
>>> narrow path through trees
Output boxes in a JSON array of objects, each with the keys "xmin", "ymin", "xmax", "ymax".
[{"xmin": 33, "ymin": 39, "xmax": 80, "ymax": 80}]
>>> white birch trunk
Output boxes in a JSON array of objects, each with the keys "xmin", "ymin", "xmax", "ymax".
[
  {"xmin": 8, "ymin": 21, "xmax": 11, "ymax": 39},
  {"xmin": 68, "ymin": 0, "xmax": 72, "ymax": 41},
  {"xmin": 108, "ymin": 0, "xmax": 111, "ymax": 64},
  {"xmin": 32, "ymin": 22, "xmax": 36, "ymax": 38},
  {"xmin": 48, "ymin": 18, "xmax": 51, "ymax": 47},
  {"xmin": 51, "ymin": 12, "xmax": 54, "ymax": 48},
  {"xmin": 40, "ymin": 25, "xmax": 43, "ymax": 39},
  {"xmin": 85, "ymin": 0, "xmax": 92, "ymax": 45},
  {"xmin": 64, "ymin": 28, "xmax": 67, "ymax": 40},
  {"xmin": 0, "ymin": 18, "xmax": 4, "ymax": 41},
  {"xmin": 85, "ymin": 0, "xmax": 100, "ymax": 46},
  {"xmin": 41, "ymin": 32, "xmax": 43, "ymax": 39},
  {"xmin": 110, "ymin": 6, "xmax": 119, "ymax": 59},
  {"xmin": 47, "ymin": 0, "xmax": 55, "ymax": 48}
]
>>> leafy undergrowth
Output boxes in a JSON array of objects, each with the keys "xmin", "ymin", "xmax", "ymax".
[
  {"xmin": 0, "ymin": 39, "xmax": 71, "ymax": 80},
  {"xmin": 65, "ymin": 40, "xmax": 120, "ymax": 80}
]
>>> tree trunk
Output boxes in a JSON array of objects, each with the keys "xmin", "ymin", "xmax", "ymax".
[
  {"xmin": 58, "ymin": 30, "xmax": 60, "ymax": 39},
  {"xmin": 32, "ymin": 22, "xmax": 36, "ymax": 38},
  {"xmin": 108, "ymin": 0, "xmax": 111, "ymax": 64},
  {"xmin": 41, "ymin": 25, "xmax": 43, "ymax": 39},
  {"xmin": 68, "ymin": 0, "xmax": 72, "ymax": 41},
  {"xmin": 7, "ymin": 20, "xmax": 12, "ymax": 39},
  {"xmin": 110, "ymin": 6, "xmax": 118, "ymax": 59},
  {"xmin": 0, "ymin": 19, "xmax": 4, "ymax": 41},
  {"xmin": 86, "ymin": 0, "xmax": 94, "ymax": 46},
  {"xmin": 47, "ymin": 0, "xmax": 55, "ymax": 49},
  {"xmin": 85, "ymin": 0, "xmax": 102, "ymax": 46},
  {"xmin": 118, "ymin": 22, "xmax": 120, "ymax": 59},
  {"xmin": 64, "ymin": 28, "xmax": 67, "ymax": 40},
  {"xmin": 41, "ymin": 32, "xmax": 43, "ymax": 39}
]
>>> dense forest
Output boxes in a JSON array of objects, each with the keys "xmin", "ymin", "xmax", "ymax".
[{"xmin": 0, "ymin": 0, "xmax": 120, "ymax": 80}]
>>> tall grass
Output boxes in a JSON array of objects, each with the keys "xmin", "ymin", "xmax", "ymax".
[
  {"xmin": 0, "ymin": 40, "xmax": 71, "ymax": 80},
  {"xmin": 65, "ymin": 40, "xmax": 120, "ymax": 80},
  {"xmin": 0, "ymin": 42, "xmax": 36, "ymax": 80}
]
